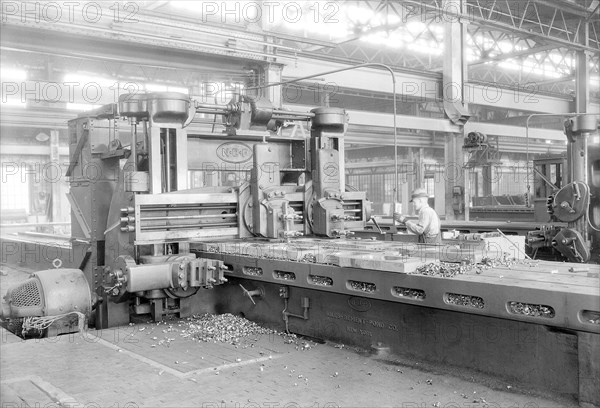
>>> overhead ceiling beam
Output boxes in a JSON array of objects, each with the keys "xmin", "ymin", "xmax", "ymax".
[
  {"xmin": 469, "ymin": 44, "xmax": 560, "ymax": 67},
  {"xmin": 0, "ymin": 104, "xmax": 569, "ymax": 159},
  {"xmin": 532, "ymin": 76, "xmax": 576, "ymax": 87},
  {"xmin": 1, "ymin": 25, "xmax": 258, "ymax": 74},
  {"xmin": 285, "ymin": 58, "xmax": 594, "ymax": 113},
  {"xmin": 301, "ymin": 0, "xmax": 444, "ymax": 52},
  {"xmin": 588, "ymin": 1, "xmax": 600, "ymax": 20},
  {"xmin": 402, "ymin": 0, "xmax": 598, "ymax": 53},
  {"xmin": 532, "ymin": 0, "xmax": 598, "ymax": 18},
  {"xmin": 146, "ymin": 1, "xmax": 169, "ymax": 11},
  {"xmin": 1, "ymin": 12, "xmax": 289, "ymax": 63}
]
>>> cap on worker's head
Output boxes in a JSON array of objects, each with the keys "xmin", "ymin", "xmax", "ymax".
[{"xmin": 410, "ymin": 187, "xmax": 429, "ymax": 202}]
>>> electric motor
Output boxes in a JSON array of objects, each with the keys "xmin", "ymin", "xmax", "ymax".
[{"xmin": 1, "ymin": 268, "xmax": 92, "ymax": 336}]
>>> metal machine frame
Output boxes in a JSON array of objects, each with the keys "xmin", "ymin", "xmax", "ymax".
[
  {"xmin": 2, "ymin": 92, "xmax": 593, "ymax": 406},
  {"xmin": 66, "ymin": 92, "xmax": 371, "ymax": 328}
]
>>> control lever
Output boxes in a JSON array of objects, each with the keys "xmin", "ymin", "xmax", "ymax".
[
  {"xmin": 369, "ymin": 216, "xmax": 383, "ymax": 234},
  {"xmin": 573, "ymin": 182, "xmax": 581, "ymax": 200},
  {"xmin": 239, "ymin": 284, "xmax": 263, "ymax": 305},
  {"xmin": 560, "ymin": 201, "xmax": 576, "ymax": 214},
  {"xmin": 551, "ymin": 228, "xmax": 590, "ymax": 263}
]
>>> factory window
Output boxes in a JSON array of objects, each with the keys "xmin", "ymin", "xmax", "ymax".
[
  {"xmin": 469, "ymin": 167, "xmax": 528, "ymax": 206},
  {"xmin": 469, "ymin": 170, "xmax": 480, "ymax": 199},
  {"xmin": 493, "ymin": 169, "xmax": 528, "ymax": 197},
  {"xmin": 423, "ymin": 178, "xmax": 434, "ymax": 196},
  {"xmin": 424, "ymin": 176, "xmax": 441, "ymax": 210},
  {"xmin": 1, "ymin": 164, "xmax": 31, "ymax": 213}
]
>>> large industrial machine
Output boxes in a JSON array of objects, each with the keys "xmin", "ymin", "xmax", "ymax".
[
  {"xmin": 1, "ymin": 91, "xmax": 599, "ymax": 406},
  {"xmin": 526, "ymin": 115, "xmax": 600, "ymax": 263},
  {"xmin": 62, "ymin": 92, "xmax": 370, "ymax": 327}
]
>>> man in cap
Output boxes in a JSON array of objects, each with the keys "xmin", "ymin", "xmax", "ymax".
[{"xmin": 394, "ymin": 187, "xmax": 441, "ymax": 243}]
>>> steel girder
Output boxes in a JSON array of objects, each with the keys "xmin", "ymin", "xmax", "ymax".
[
  {"xmin": 283, "ymin": 1, "xmax": 599, "ymax": 99},
  {"xmin": 283, "ymin": 59, "xmax": 597, "ymax": 113}
]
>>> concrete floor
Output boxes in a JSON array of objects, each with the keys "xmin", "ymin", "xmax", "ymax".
[{"xmin": 0, "ymin": 265, "xmax": 579, "ymax": 408}]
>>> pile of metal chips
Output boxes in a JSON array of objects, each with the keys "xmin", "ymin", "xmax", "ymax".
[
  {"xmin": 446, "ymin": 293, "xmax": 485, "ymax": 309},
  {"xmin": 348, "ymin": 280, "xmax": 376, "ymax": 293},
  {"xmin": 300, "ymin": 254, "xmax": 317, "ymax": 263},
  {"xmin": 480, "ymin": 256, "xmax": 519, "ymax": 268},
  {"xmin": 180, "ymin": 313, "xmax": 283, "ymax": 344},
  {"xmin": 206, "ymin": 244, "xmax": 220, "ymax": 253},
  {"xmin": 242, "ymin": 267, "xmax": 263, "ymax": 276},
  {"xmin": 413, "ymin": 262, "xmax": 470, "ymax": 277},
  {"xmin": 274, "ymin": 271, "xmax": 296, "ymax": 280},
  {"xmin": 588, "ymin": 314, "xmax": 600, "ymax": 325},
  {"xmin": 508, "ymin": 301, "xmax": 555, "ymax": 318},
  {"xmin": 393, "ymin": 287, "xmax": 425, "ymax": 300},
  {"xmin": 308, "ymin": 275, "xmax": 333, "ymax": 286}
]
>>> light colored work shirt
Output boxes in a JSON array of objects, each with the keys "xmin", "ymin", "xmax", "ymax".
[{"xmin": 405, "ymin": 205, "xmax": 441, "ymax": 243}]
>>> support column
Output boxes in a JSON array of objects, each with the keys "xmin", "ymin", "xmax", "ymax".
[
  {"xmin": 246, "ymin": 64, "xmax": 282, "ymax": 107},
  {"xmin": 416, "ymin": 148, "xmax": 424, "ymax": 188},
  {"xmin": 258, "ymin": 0, "xmax": 283, "ymax": 107},
  {"xmin": 574, "ymin": 22, "xmax": 590, "ymax": 115},
  {"xmin": 442, "ymin": 0, "xmax": 470, "ymax": 221},
  {"xmin": 50, "ymin": 129, "xmax": 61, "ymax": 222},
  {"xmin": 265, "ymin": 64, "xmax": 282, "ymax": 107},
  {"xmin": 442, "ymin": 0, "xmax": 470, "ymax": 126},
  {"xmin": 569, "ymin": 21, "xmax": 590, "ymax": 185},
  {"xmin": 444, "ymin": 134, "xmax": 466, "ymax": 220},
  {"xmin": 482, "ymin": 166, "xmax": 492, "ymax": 197},
  {"xmin": 572, "ymin": 22, "xmax": 592, "ymax": 248},
  {"xmin": 404, "ymin": 148, "xmax": 416, "ymax": 216}
]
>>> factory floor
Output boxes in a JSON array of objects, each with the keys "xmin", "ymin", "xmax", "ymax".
[{"xmin": 0, "ymin": 266, "xmax": 579, "ymax": 408}]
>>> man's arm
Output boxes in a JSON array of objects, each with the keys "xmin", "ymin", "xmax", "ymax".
[
  {"xmin": 405, "ymin": 209, "xmax": 433, "ymax": 235},
  {"xmin": 393, "ymin": 212, "xmax": 406, "ymax": 224}
]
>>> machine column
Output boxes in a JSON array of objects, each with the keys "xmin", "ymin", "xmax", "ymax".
[
  {"xmin": 571, "ymin": 21, "xmax": 592, "ymax": 248},
  {"xmin": 444, "ymin": 133, "xmax": 467, "ymax": 221},
  {"xmin": 50, "ymin": 129, "xmax": 61, "ymax": 222},
  {"xmin": 310, "ymin": 108, "xmax": 346, "ymax": 195},
  {"xmin": 442, "ymin": 0, "xmax": 470, "ymax": 221}
]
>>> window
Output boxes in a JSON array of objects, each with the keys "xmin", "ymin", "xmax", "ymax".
[{"xmin": 1, "ymin": 164, "xmax": 30, "ymax": 213}]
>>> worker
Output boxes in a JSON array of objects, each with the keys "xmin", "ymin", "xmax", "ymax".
[{"xmin": 394, "ymin": 187, "xmax": 441, "ymax": 243}]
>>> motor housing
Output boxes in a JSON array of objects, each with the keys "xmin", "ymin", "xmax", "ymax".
[{"xmin": 1, "ymin": 268, "xmax": 92, "ymax": 336}]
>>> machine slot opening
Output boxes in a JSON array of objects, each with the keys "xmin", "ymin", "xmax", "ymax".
[
  {"xmin": 392, "ymin": 287, "xmax": 426, "ymax": 300},
  {"xmin": 347, "ymin": 280, "xmax": 376, "ymax": 293},
  {"xmin": 507, "ymin": 301, "xmax": 555, "ymax": 318},
  {"xmin": 579, "ymin": 310, "xmax": 600, "ymax": 325},
  {"xmin": 242, "ymin": 267, "xmax": 263, "ymax": 276},
  {"xmin": 308, "ymin": 275, "xmax": 333, "ymax": 286},
  {"xmin": 445, "ymin": 293, "xmax": 484, "ymax": 309},
  {"xmin": 274, "ymin": 271, "xmax": 296, "ymax": 281}
]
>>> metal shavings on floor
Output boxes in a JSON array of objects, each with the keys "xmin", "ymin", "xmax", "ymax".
[{"xmin": 179, "ymin": 313, "xmax": 296, "ymax": 345}]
